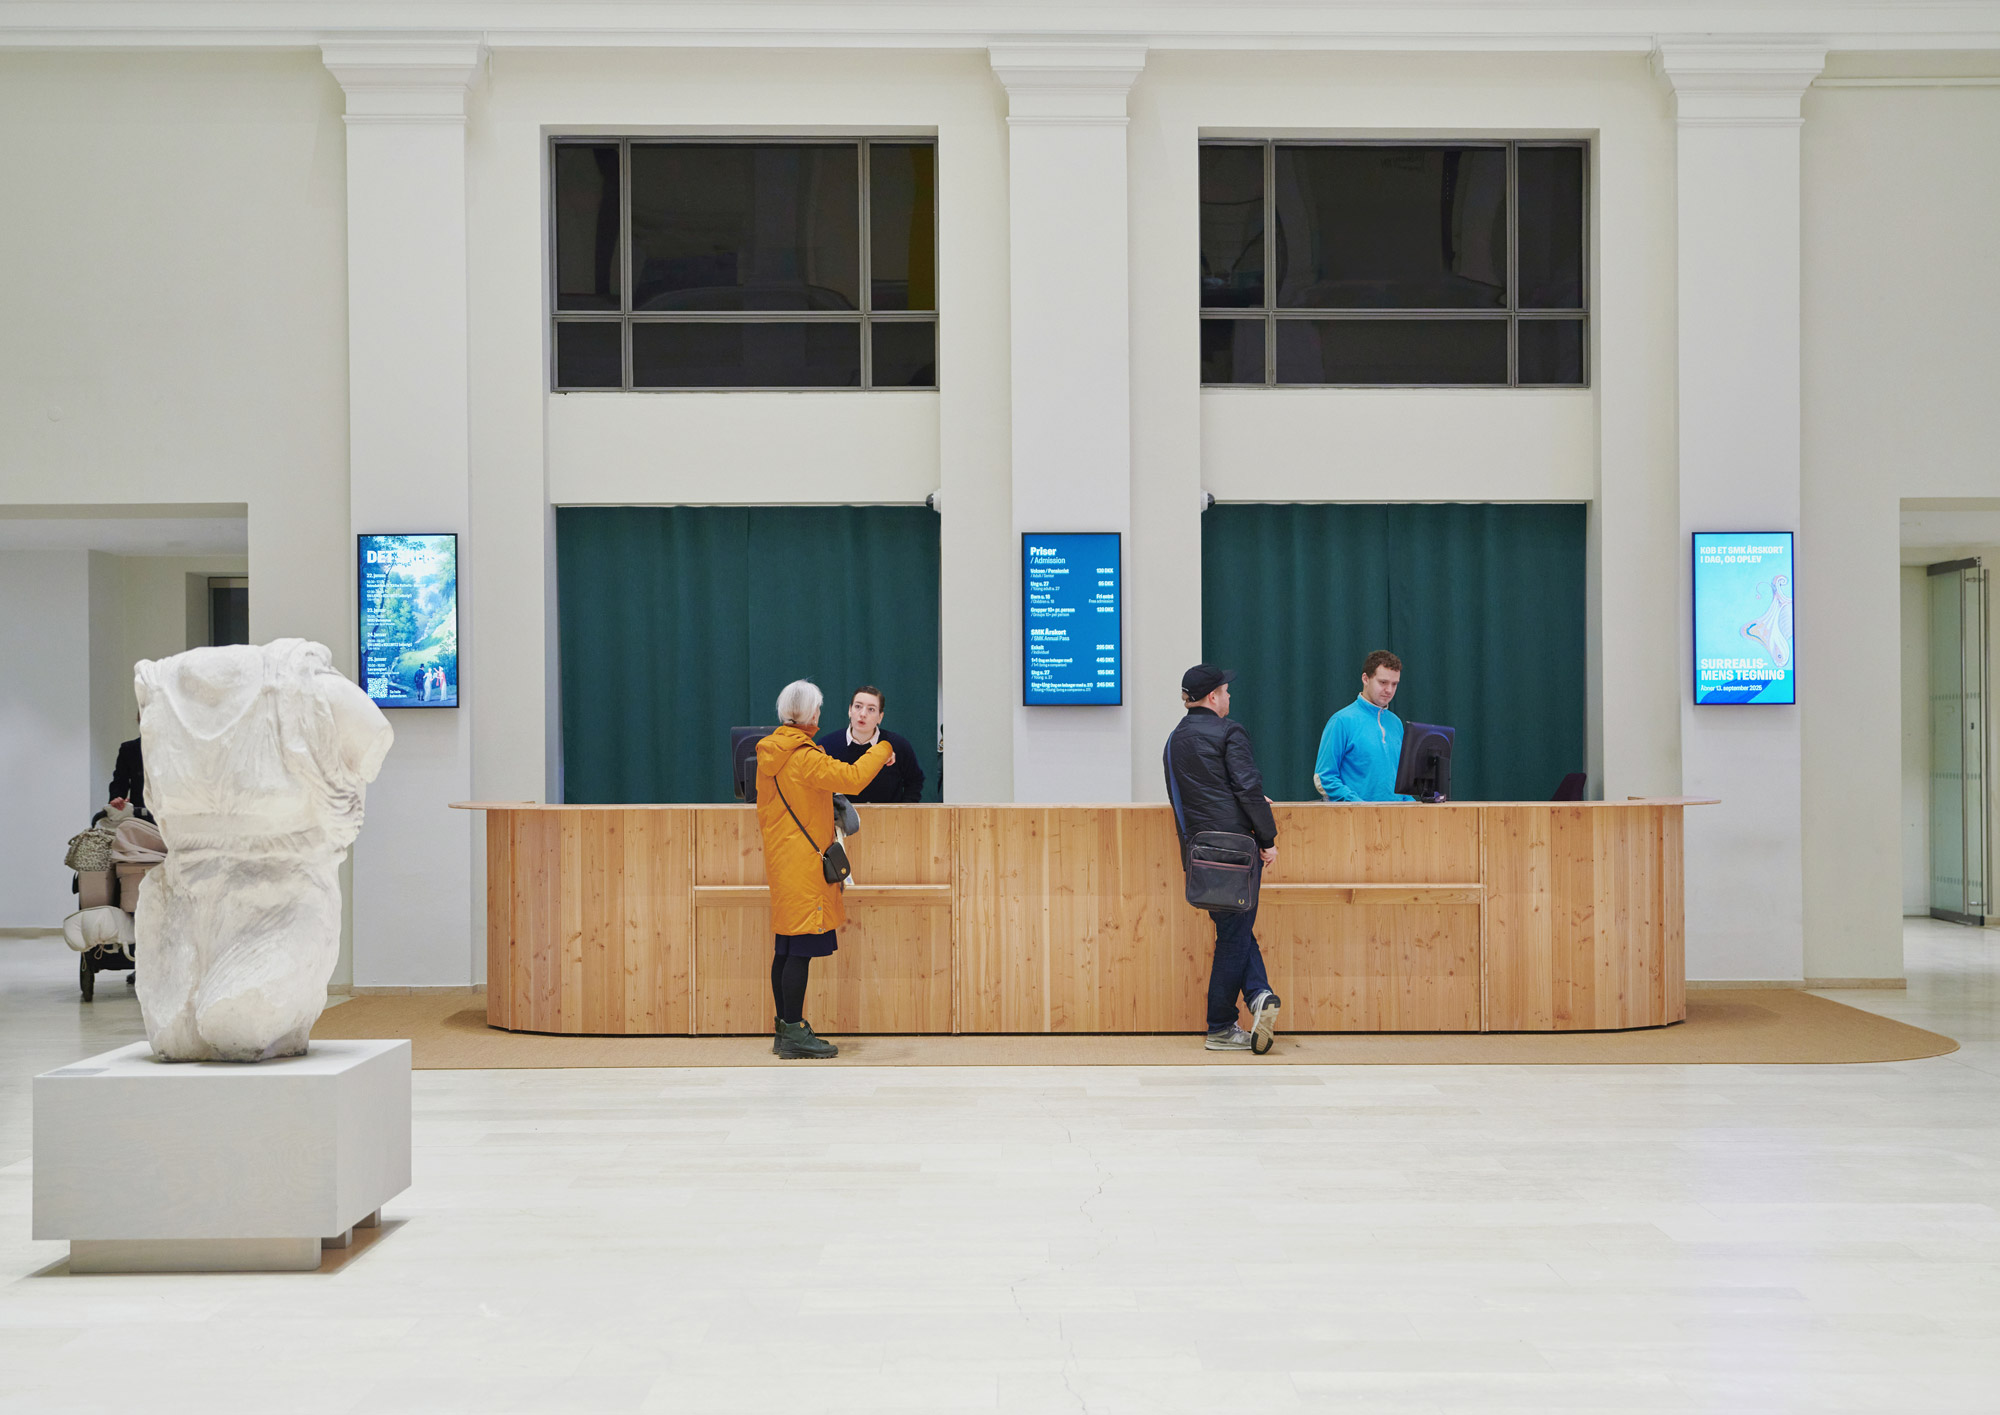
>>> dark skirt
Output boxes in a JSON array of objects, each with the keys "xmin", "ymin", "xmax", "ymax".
[{"xmin": 774, "ymin": 929, "xmax": 838, "ymax": 958}]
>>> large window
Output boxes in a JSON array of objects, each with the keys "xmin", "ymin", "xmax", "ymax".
[
  {"xmin": 1200, "ymin": 141, "xmax": 1588, "ymax": 387},
  {"xmin": 551, "ymin": 139, "xmax": 938, "ymax": 391}
]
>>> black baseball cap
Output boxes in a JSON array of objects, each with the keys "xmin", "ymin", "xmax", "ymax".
[{"xmin": 1181, "ymin": 664, "xmax": 1235, "ymax": 698}]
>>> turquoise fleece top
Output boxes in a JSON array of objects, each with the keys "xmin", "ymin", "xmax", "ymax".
[{"xmin": 1313, "ymin": 694, "xmax": 1416, "ymax": 803}]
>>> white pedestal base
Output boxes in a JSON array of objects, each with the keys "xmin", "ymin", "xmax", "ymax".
[{"xmin": 34, "ymin": 1040, "xmax": 411, "ymax": 1274}]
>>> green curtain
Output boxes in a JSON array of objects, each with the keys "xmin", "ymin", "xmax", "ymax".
[
  {"xmin": 558, "ymin": 506, "xmax": 940, "ymax": 804},
  {"xmin": 1200, "ymin": 503, "xmax": 1587, "ymax": 802}
]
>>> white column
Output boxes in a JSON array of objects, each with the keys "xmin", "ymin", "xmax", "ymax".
[
  {"xmin": 322, "ymin": 40, "xmax": 481, "ymax": 987},
  {"xmin": 1656, "ymin": 43, "xmax": 1824, "ymax": 981},
  {"xmin": 989, "ymin": 44, "xmax": 1146, "ymax": 804}
]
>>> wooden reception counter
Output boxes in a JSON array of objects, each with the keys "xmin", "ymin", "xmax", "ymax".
[{"xmin": 453, "ymin": 800, "xmax": 1700, "ymax": 1036}]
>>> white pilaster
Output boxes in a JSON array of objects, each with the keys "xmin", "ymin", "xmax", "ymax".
[
  {"xmin": 1655, "ymin": 42, "xmax": 1824, "ymax": 980},
  {"xmin": 323, "ymin": 38, "xmax": 481, "ymax": 986},
  {"xmin": 990, "ymin": 43, "xmax": 1145, "ymax": 804}
]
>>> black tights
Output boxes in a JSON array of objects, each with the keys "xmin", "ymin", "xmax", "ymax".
[{"xmin": 771, "ymin": 955, "xmax": 812, "ymax": 1025}]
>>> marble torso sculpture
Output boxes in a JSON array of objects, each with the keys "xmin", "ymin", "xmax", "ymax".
[{"xmin": 133, "ymin": 640, "xmax": 393, "ymax": 1062}]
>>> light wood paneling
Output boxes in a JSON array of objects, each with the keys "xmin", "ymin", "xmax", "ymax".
[
  {"xmin": 467, "ymin": 800, "xmax": 1690, "ymax": 1036},
  {"xmin": 691, "ymin": 803, "xmax": 954, "ymax": 1034},
  {"xmin": 1260, "ymin": 899, "xmax": 1482, "ymax": 1031},
  {"xmin": 481, "ymin": 809, "xmax": 693, "ymax": 1035},
  {"xmin": 1484, "ymin": 805, "xmax": 1685, "ymax": 1030},
  {"xmin": 954, "ymin": 806, "xmax": 1211, "ymax": 1033},
  {"xmin": 1266, "ymin": 805, "xmax": 1482, "ymax": 884},
  {"xmin": 693, "ymin": 896, "xmax": 953, "ymax": 1034}
]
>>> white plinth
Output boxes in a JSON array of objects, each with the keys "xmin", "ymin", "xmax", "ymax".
[{"xmin": 33, "ymin": 1039, "xmax": 411, "ymax": 1273}]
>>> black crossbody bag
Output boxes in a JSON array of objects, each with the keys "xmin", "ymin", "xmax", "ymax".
[
  {"xmin": 774, "ymin": 778, "xmax": 852, "ymax": 885},
  {"xmin": 1164, "ymin": 728, "xmax": 1261, "ymax": 915}
]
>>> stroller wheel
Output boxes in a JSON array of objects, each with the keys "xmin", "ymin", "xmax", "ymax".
[{"xmin": 79, "ymin": 952, "xmax": 94, "ymax": 1002}]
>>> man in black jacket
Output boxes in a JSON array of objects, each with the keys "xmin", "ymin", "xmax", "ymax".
[
  {"xmin": 1164, "ymin": 664, "xmax": 1282, "ymax": 1054},
  {"xmin": 815, "ymin": 685, "xmax": 925, "ymax": 803}
]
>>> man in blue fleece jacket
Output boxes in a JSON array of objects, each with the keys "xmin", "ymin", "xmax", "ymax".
[{"xmin": 1313, "ymin": 650, "xmax": 1417, "ymax": 802}]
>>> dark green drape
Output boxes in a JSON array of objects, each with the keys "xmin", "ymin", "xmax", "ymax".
[
  {"xmin": 558, "ymin": 506, "xmax": 940, "ymax": 804},
  {"xmin": 1201, "ymin": 503, "xmax": 1587, "ymax": 802}
]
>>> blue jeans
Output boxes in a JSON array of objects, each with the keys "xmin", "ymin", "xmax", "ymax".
[{"xmin": 1206, "ymin": 891, "xmax": 1271, "ymax": 1032}]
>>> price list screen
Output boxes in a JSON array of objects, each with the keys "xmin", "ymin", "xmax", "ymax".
[{"xmin": 1022, "ymin": 532, "xmax": 1122, "ymax": 705}]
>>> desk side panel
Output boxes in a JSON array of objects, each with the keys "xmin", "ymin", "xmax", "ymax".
[{"xmin": 1485, "ymin": 805, "xmax": 1680, "ymax": 1030}]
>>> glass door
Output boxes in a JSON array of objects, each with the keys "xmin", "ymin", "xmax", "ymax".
[{"xmin": 1929, "ymin": 559, "xmax": 1989, "ymax": 924}]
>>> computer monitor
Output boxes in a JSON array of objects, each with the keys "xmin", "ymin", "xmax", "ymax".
[
  {"xmin": 1394, "ymin": 722, "xmax": 1455, "ymax": 801},
  {"xmin": 730, "ymin": 726, "xmax": 776, "ymax": 802}
]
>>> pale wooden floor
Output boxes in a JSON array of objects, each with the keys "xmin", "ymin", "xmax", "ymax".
[{"xmin": 2, "ymin": 919, "xmax": 1996, "ymax": 1414}]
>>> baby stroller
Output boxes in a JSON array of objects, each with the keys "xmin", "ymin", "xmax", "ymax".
[{"xmin": 61, "ymin": 808, "xmax": 164, "ymax": 1001}]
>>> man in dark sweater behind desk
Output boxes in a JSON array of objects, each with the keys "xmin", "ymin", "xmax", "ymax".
[{"xmin": 814, "ymin": 685, "xmax": 926, "ymax": 803}]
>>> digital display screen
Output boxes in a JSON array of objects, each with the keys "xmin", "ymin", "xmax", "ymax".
[
  {"xmin": 1023, "ymin": 533, "xmax": 1122, "ymax": 706},
  {"xmin": 1693, "ymin": 531, "xmax": 1794, "ymax": 705},
  {"xmin": 358, "ymin": 533, "xmax": 459, "ymax": 709}
]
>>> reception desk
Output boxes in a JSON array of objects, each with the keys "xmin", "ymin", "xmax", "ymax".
[{"xmin": 455, "ymin": 800, "xmax": 1698, "ymax": 1036}]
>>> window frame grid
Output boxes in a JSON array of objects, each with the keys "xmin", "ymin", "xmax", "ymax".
[
  {"xmin": 1201, "ymin": 137, "xmax": 1590, "ymax": 390},
  {"xmin": 548, "ymin": 135, "xmax": 940, "ymax": 393}
]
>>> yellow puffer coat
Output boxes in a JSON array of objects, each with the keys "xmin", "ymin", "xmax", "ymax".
[{"xmin": 755, "ymin": 726, "xmax": 892, "ymax": 936}]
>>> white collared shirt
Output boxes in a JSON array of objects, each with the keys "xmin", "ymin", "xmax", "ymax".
[{"xmin": 846, "ymin": 727, "xmax": 881, "ymax": 749}]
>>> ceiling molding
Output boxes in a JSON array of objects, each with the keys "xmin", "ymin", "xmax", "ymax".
[{"xmin": 4, "ymin": 4, "xmax": 2000, "ymax": 54}]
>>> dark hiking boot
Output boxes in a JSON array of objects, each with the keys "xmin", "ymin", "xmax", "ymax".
[{"xmin": 775, "ymin": 1019, "xmax": 839, "ymax": 1060}]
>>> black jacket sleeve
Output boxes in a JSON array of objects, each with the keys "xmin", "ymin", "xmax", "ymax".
[
  {"xmin": 893, "ymin": 731, "xmax": 926, "ymax": 802},
  {"xmin": 1223, "ymin": 723, "xmax": 1278, "ymax": 848},
  {"xmin": 108, "ymin": 738, "xmax": 145, "ymax": 809}
]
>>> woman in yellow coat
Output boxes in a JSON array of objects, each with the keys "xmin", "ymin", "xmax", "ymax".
[{"xmin": 758, "ymin": 679, "xmax": 893, "ymax": 1059}]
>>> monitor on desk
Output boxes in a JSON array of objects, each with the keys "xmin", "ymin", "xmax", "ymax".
[
  {"xmin": 730, "ymin": 727, "xmax": 776, "ymax": 802},
  {"xmin": 1394, "ymin": 723, "xmax": 1455, "ymax": 801}
]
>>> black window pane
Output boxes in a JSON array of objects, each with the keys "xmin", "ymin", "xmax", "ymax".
[
  {"xmin": 1200, "ymin": 146, "xmax": 1265, "ymax": 308},
  {"xmin": 1275, "ymin": 319, "xmax": 1507, "ymax": 385},
  {"xmin": 553, "ymin": 144, "xmax": 621, "ymax": 312},
  {"xmin": 1518, "ymin": 147, "xmax": 1585, "ymax": 309},
  {"xmin": 871, "ymin": 321, "xmax": 936, "ymax": 387},
  {"xmin": 1275, "ymin": 147, "xmax": 1507, "ymax": 309},
  {"xmin": 208, "ymin": 586, "xmax": 249, "ymax": 647},
  {"xmin": 1518, "ymin": 318, "xmax": 1585, "ymax": 385},
  {"xmin": 555, "ymin": 321, "xmax": 622, "ymax": 388},
  {"xmin": 630, "ymin": 145, "xmax": 859, "ymax": 312},
  {"xmin": 869, "ymin": 144, "xmax": 936, "ymax": 312},
  {"xmin": 631, "ymin": 322, "xmax": 860, "ymax": 388},
  {"xmin": 1200, "ymin": 318, "xmax": 1266, "ymax": 384}
]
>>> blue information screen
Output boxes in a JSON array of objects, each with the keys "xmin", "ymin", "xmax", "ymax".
[
  {"xmin": 358, "ymin": 533, "xmax": 460, "ymax": 709},
  {"xmin": 1693, "ymin": 531, "xmax": 1794, "ymax": 705},
  {"xmin": 1023, "ymin": 533, "xmax": 1122, "ymax": 705}
]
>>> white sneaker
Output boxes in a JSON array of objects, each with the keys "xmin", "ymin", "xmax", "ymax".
[
  {"xmin": 1249, "ymin": 991, "xmax": 1281, "ymax": 1055},
  {"xmin": 1205, "ymin": 1025, "xmax": 1253, "ymax": 1051}
]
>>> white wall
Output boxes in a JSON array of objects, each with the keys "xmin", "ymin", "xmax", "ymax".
[
  {"xmin": 1132, "ymin": 51, "xmax": 1681, "ymax": 805},
  {"xmin": 466, "ymin": 48, "xmax": 1014, "ymax": 836},
  {"xmin": 84, "ymin": 553, "xmax": 251, "ymax": 798},
  {"xmin": 1801, "ymin": 79, "xmax": 2000, "ymax": 977},
  {"xmin": 0, "ymin": 51, "xmax": 351, "ymax": 924},
  {"xmin": 0, "ymin": 553, "xmax": 92, "ymax": 926}
]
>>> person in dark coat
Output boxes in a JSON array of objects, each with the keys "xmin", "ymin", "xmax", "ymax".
[
  {"xmin": 108, "ymin": 734, "xmax": 146, "ymax": 814},
  {"xmin": 1163, "ymin": 664, "xmax": 1281, "ymax": 1054},
  {"xmin": 815, "ymin": 685, "xmax": 925, "ymax": 803}
]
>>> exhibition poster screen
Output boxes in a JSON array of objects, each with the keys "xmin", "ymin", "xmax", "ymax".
[
  {"xmin": 358, "ymin": 533, "xmax": 459, "ymax": 708},
  {"xmin": 1023, "ymin": 533, "xmax": 1122, "ymax": 705},
  {"xmin": 1693, "ymin": 532, "xmax": 1794, "ymax": 705}
]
